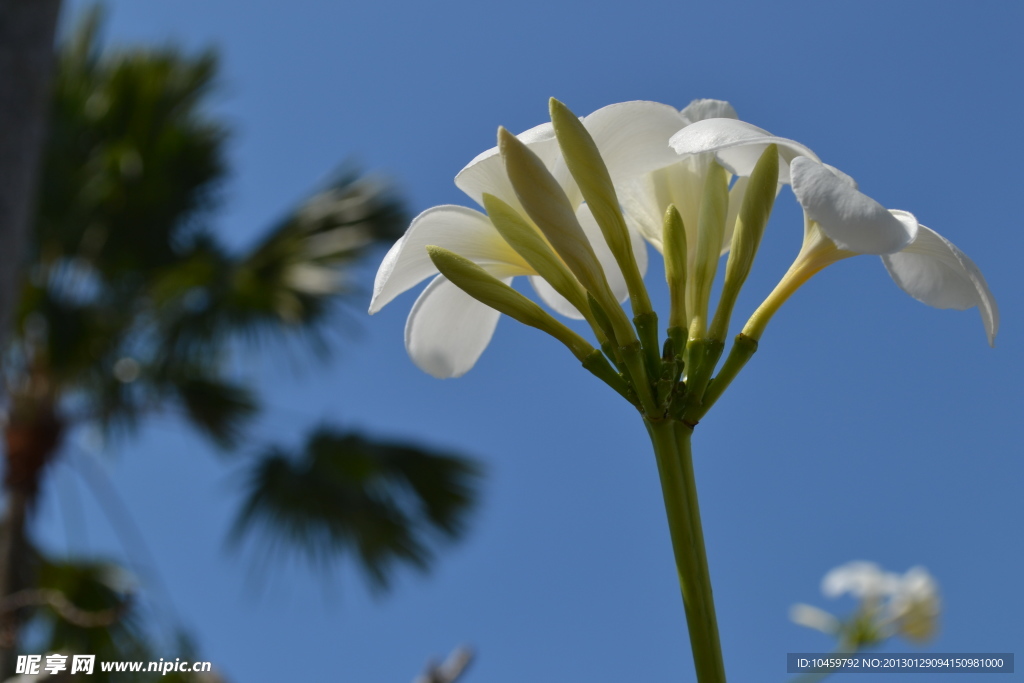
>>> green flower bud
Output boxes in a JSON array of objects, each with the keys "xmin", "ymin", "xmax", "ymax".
[
  {"xmin": 708, "ymin": 144, "xmax": 778, "ymax": 342},
  {"xmin": 425, "ymin": 245, "xmax": 594, "ymax": 362},
  {"xmin": 662, "ymin": 204, "xmax": 688, "ymax": 343},
  {"xmin": 481, "ymin": 193, "xmax": 590, "ymax": 322},
  {"xmin": 549, "ymin": 98, "xmax": 652, "ymax": 316},
  {"xmin": 686, "ymin": 160, "xmax": 729, "ymax": 338},
  {"xmin": 497, "ymin": 127, "xmax": 635, "ymax": 345}
]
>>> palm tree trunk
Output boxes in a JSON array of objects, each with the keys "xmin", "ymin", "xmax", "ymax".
[
  {"xmin": 0, "ymin": 0, "xmax": 62, "ymax": 336},
  {"xmin": 0, "ymin": 410, "xmax": 64, "ymax": 676},
  {"xmin": 0, "ymin": 3, "xmax": 64, "ymax": 674},
  {"xmin": 0, "ymin": 489, "xmax": 28, "ymax": 664}
]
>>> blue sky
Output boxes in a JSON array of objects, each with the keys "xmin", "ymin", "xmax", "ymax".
[{"xmin": 44, "ymin": 1, "xmax": 1023, "ymax": 681}]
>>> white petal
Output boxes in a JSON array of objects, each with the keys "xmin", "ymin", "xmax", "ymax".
[
  {"xmin": 620, "ymin": 157, "xmax": 707, "ymax": 256},
  {"xmin": 577, "ymin": 100, "xmax": 688, "ymax": 186},
  {"xmin": 529, "ymin": 275, "xmax": 585, "ymax": 319},
  {"xmin": 679, "ymin": 99, "xmax": 738, "ymax": 126},
  {"xmin": 619, "ymin": 172, "xmax": 667, "ymax": 252},
  {"xmin": 822, "ymin": 561, "xmax": 899, "ymax": 599},
  {"xmin": 404, "ymin": 273, "xmax": 514, "ymax": 378},
  {"xmin": 882, "ymin": 221, "xmax": 999, "ymax": 345},
  {"xmin": 823, "ymin": 163, "xmax": 858, "ymax": 189},
  {"xmin": 454, "ymin": 122, "xmax": 579, "ymax": 210},
  {"xmin": 791, "ymin": 157, "xmax": 916, "ymax": 255},
  {"xmin": 369, "ymin": 205, "xmax": 528, "ymax": 313},
  {"xmin": 629, "ymin": 210, "xmax": 650, "ymax": 278},
  {"xmin": 789, "ymin": 604, "xmax": 841, "ymax": 634},
  {"xmin": 669, "ymin": 118, "xmax": 818, "ymax": 183},
  {"xmin": 894, "ymin": 567, "xmax": 939, "ymax": 603}
]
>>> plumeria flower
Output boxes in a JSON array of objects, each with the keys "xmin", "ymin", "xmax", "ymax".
[
  {"xmin": 792, "ymin": 561, "xmax": 941, "ymax": 647},
  {"xmin": 370, "ymin": 104, "xmax": 690, "ymax": 377},
  {"xmin": 592, "ymin": 102, "xmax": 823, "ymax": 345},
  {"xmin": 371, "ymin": 99, "xmax": 780, "ymax": 380},
  {"xmin": 597, "ymin": 100, "xmax": 750, "ymax": 258},
  {"xmin": 671, "ymin": 119, "xmax": 998, "ymax": 345},
  {"xmin": 887, "ymin": 566, "xmax": 941, "ymax": 642}
]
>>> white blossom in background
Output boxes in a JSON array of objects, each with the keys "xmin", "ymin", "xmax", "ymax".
[
  {"xmin": 792, "ymin": 561, "xmax": 941, "ymax": 647},
  {"xmin": 888, "ymin": 566, "xmax": 941, "ymax": 642}
]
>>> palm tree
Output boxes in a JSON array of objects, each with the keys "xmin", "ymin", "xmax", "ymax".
[
  {"xmin": 0, "ymin": 8, "xmax": 481, "ymax": 676},
  {"xmin": 0, "ymin": 0, "xmax": 63, "ymax": 339}
]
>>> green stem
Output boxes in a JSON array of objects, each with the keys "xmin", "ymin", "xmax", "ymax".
[
  {"xmin": 680, "ymin": 338, "xmax": 724, "ymax": 419},
  {"xmin": 686, "ymin": 333, "xmax": 758, "ymax": 423},
  {"xmin": 645, "ymin": 418, "xmax": 726, "ymax": 683},
  {"xmin": 634, "ymin": 311, "xmax": 663, "ymax": 378},
  {"xmin": 622, "ymin": 342, "xmax": 659, "ymax": 415}
]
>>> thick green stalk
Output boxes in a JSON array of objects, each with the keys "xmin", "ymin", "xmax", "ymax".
[{"xmin": 645, "ymin": 418, "xmax": 726, "ymax": 683}]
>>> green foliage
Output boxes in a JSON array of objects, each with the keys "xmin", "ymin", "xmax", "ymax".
[
  {"xmin": 2, "ymin": 7, "xmax": 478, "ymax": 673},
  {"xmin": 231, "ymin": 428, "xmax": 482, "ymax": 591},
  {"xmin": 32, "ymin": 559, "xmax": 142, "ymax": 664},
  {"xmin": 9, "ymin": 6, "xmax": 408, "ymax": 443},
  {"xmin": 27, "ymin": 557, "xmax": 211, "ymax": 682}
]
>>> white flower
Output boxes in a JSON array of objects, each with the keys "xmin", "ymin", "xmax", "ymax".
[
  {"xmin": 887, "ymin": 566, "xmax": 941, "ymax": 642},
  {"xmin": 663, "ymin": 114, "xmax": 818, "ymax": 254},
  {"xmin": 620, "ymin": 103, "xmax": 737, "ymax": 257},
  {"xmin": 790, "ymin": 157, "xmax": 998, "ymax": 345},
  {"xmin": 369, "ymin": 117, "xmax": 649, "ymax": 378},
  {"xmin": 372, "ymin": 99, "xmax": 785, "ymax": 378},
  {"xmin": 671, "ymin": 117, "xmax": 998, "ymax": 345},
  {"xmin": 796, "ymin": 561, "xmax": 941, "ymax": 646}
]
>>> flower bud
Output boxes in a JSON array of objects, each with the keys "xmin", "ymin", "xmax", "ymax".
[
  {"xmin": 498, "ymin": 127, "xmax": 635, "ymax": 345},
  {"xmin": 686, "ymin": 159, "xmax": 729, "ymax": 338},
  {"xmin": 549, "ymin": 98, "xmax": 652, "ymax": 316},
  {"xmin": 482, "ymin": 193, "xmax": 590, "ymax": 322},
  {"xmin": 425, "ymin": 245, "xmax": 594, "ymax": 361},
  {"xmin": 708, "ymin": 144, "xmax": 778, "ymax": 342},
  {"xmin": 663, "ymin": 204, "xmax": 688, "ymax": 336}
]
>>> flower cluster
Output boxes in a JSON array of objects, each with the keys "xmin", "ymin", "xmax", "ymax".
[
  {"xmin": 371, "ymin": 101, "xmax": 981, "ymax": 683},
  {"xmin": 791, "ymin": 561, "xmax": 941, "ymax": 647},
  {"xmin": 371, "ymin": 98, "xmax": 997, "ymax": 385}
]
